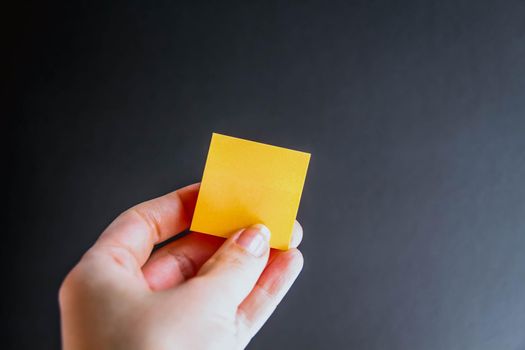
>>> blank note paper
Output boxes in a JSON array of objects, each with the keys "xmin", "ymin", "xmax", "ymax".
[{"xmin": 190, "ymin": 133, "xmax": 311, "ymax": 250}]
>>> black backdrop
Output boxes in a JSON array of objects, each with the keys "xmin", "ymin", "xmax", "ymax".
[{"xmin": 6, "ymin": 1, "xmax": 525, "ymax": 349}]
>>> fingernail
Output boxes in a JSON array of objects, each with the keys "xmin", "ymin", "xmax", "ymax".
[{"xmin": 236, "ymin": 224, "xmax": 271, "ymax": 257}]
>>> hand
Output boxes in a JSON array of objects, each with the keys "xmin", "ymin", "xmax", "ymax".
[{"xmin": 59, "ymin": 183, "xmax": 304, "ymax": 350}]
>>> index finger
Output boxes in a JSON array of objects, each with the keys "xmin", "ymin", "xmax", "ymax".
[{"xmin": 92, "ymin": 183, "xmax": 200, "ymax": 269}]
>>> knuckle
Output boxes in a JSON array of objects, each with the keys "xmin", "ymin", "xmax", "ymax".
[
  {"xmin": 235, "ymin": 310, "xmax": 255, "ymax": 349},
  {"xmin": 207, "ymin": 251, "xmax": 246, "ymax": 271},
  {"xmin": 58, "ymin": 266, "xmax": 82, "ymax": 305},
  {"xmin": 217, "ymin": 252, "xmax": 245, "ymax": 267},
  {"xmin": 58, "ymin": 249, "xmax": 107, "ymax": 305},
  {"xmin": 236, "ymin": 307, "xmax": 252, "ymax": 332},
  {"xmin": 185, "ymin": 277, "xmax": 212, "ymax": 297},
  {"xmin": 199, "ymin": 243, "xmax": 261, "ymax": 277},
  {"xmin": 127, "ymin": 206, "xmax": 162, "ymax": 242}
]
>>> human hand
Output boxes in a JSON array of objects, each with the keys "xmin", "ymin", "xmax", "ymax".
[{"xmin": 59, "ymin": 183, "xmax": 304, "ymax": 350}]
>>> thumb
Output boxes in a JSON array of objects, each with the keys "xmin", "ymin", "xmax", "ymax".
[{"xmin": 195, "ymin": 224, "xmax": 271, "ymax": 309}]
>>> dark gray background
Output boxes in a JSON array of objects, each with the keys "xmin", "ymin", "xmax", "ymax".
[{"xmin": 6, "ymin": 1, "xmax": 525, "ymax": 349}]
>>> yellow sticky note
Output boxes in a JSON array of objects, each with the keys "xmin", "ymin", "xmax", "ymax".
[{"xmin": 190, "ymin": 133, "xmax": 311, "ymax": 250}]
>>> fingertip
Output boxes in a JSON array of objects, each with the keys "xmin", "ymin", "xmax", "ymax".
[
  {"xmin": 284, "ymin": 248, "xmax": 304, "ymax": 273},
  {"xmin": 289, "ymin": 221, "xmax": 303, "ymax": 248}
]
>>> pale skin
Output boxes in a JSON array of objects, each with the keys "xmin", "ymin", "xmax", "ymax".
[{"xmin": 59, "ymin": 183, "xmax": 304, "ymax": 350}]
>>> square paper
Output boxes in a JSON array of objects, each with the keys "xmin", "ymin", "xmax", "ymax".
[{"xmin": 190, "ymin": 133, "xmax": 311, "ymax": 250}]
